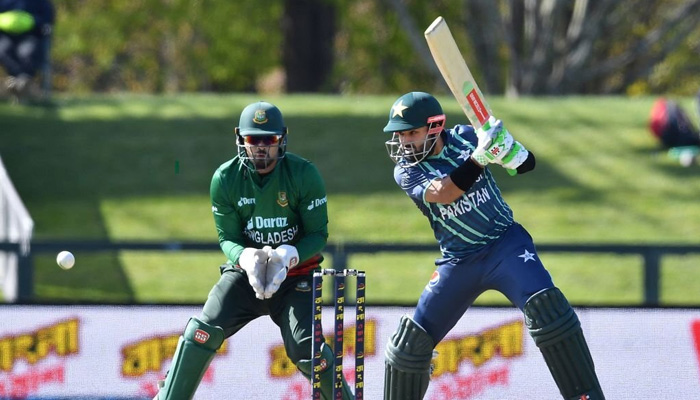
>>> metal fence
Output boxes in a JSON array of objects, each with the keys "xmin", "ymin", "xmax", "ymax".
[{"xmin": 3, "ymin": 240, "xmax": 700, "ymax": 305}]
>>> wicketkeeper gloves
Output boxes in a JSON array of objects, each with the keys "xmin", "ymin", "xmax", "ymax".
[
  {"xmin": 239, "ymin": 244, "xmax": 299, "ymax": 299},
  {"xmin": 239, "ymin": 246, "xmax": 271, "ymax": 300},
  {"xmin": 263, "ymin": 245, "xmax": 299, "ymax": 299}
]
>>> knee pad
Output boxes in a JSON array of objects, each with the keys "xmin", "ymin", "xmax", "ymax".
[
  {"xmin": 524, "ymin": 287, "xmax": 605, "ymax": 400},
  {"xmin": 154, "ymin": 317, "xmax": 225, "ymax": 400},
  {"xmin": 384, "ymin": 315, "xmax": 434, "ymax": 400},
  {"xmin": 296, "ymin": 343, "xmax": 354, "ymax": 400}
]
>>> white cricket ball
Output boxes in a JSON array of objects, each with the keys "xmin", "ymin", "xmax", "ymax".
[{"xmin": 56, "ymin": 251, "xmax": 75, "ymax": 270}]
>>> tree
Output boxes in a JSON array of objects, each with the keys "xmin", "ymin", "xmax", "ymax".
[{"xmin": 282, "ymin": 0, "xmax": 337, "ymax": 92}]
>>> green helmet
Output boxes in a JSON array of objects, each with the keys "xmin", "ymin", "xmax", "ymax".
[
  {"xmin": 383, "ymin": 92, "xmax": 444, "ymax": 133},
  {"xmin": 235, "ymin": 101, "xmax": 288, "ymax": 170},
  {"xmin": 383, "ymin": 92, "xmax": 446, "ymax": 166},
  {"xmin": 237, "ymin": 101, "xmax": 287, "ymax": 135}
]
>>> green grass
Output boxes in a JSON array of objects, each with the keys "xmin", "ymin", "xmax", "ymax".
[{"xmin": 2, "ymin": 93, "xmax": 700, "ymax": 305}]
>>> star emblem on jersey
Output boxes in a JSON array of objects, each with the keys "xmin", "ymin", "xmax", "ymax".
[
  {"xmin": 392, "ymin": 100, "xmax": 409, "ymax": 118},
  {"xmin": 458, "ymin": 149, "xmax": 471, "ymax": 161},
  {"xmin": 518, "ymin": 249, "xmax": 536, "ymax": 262}
]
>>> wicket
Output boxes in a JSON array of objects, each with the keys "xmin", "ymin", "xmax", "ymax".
[{"xmin": 311, "ymin": 268, "xmax": 366, "ymax": 400}]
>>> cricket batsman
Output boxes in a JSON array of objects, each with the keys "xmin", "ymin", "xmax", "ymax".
[
  {"xmin": 153, "ymin": 101, "xmax": 354, "ymax": 399},
  {"xmin": 380, "ymin": 92, "xmax": 605, "ymax": 400}
]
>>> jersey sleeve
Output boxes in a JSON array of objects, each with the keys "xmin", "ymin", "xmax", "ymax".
[
  {"xmin": 295, "ymin": 161, "xmax": 329, "ymax": 263},
  {"xmin": 394, "ymin": 164, "xmax": 430, "ymax": 203},
  {"xmin": 210, "ymin": 169, "xmax": 246, "ymax": 264}
]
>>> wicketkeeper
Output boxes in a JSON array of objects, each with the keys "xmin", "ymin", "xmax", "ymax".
[
  {"xmin": 153, "ymin": 101, "xmax": 353, "ymax": 400},
  {"xmin": 381, "ymin": 92, "xmax": 605, "ymax": 400}
]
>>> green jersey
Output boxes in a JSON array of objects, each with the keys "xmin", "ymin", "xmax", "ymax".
[{"xmin": 210, "ymin": 153, "xmax": 329, "ymax": 276}]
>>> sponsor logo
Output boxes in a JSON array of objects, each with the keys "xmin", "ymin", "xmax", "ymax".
[
  {"xmin": 432, "ymin": 320, "xmax": 524, "ymax": 377},
  {"xmin": 193, "ymin": 329, "xmax": 210, "ymax": 344},
  {"xmin": 0, "ymin": 319, "xmax": 79, "ymax": 372},
  {"xmin": 429, "ymin": 270, "xmax": 440, "ymax": 287},
  {"xmin": 250, "ymin": 216, "xmax": 288, "ymax": 229},
  {"xmin": 122, "ymin": 333, "xmax": 228, "ymax": 377},
  {"xmin": 253, "ymin": 109, "xmax": 268, "ymax": 124},
  {"xmin": 307, "ymin": 196, "xmax": 327, "ymax": 211},
  {"xmin": 237, "ymin": 197, "xmax": 255, "ymax": 207},
  {"xmin": 277, "ymin": 191, "xmax": 288, "ymax": 207}
]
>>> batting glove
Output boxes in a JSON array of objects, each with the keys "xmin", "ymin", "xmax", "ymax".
[
  {"xmin": 263, "ymin": 244, "xmax": 299, "ymax": 299},
  {"xmin": 471, "ymin": 116, "xmax": 514, "ymax": 167},
  {"xmin": 239, "ymin": 246, "xmax": 271, "ymax": 300},
  {"xmin": 500, "ymin": 141, "xmax": 530, "ymax": 171}
]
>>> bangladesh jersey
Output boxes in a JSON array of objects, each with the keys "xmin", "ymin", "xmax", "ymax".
[
  {"xmin": 211, "ymin": 153, "xmax": 329, "ymax": 276},
  {"xmin": 393, "ymin": 125, "xmax": 514, "ymax": 259}
]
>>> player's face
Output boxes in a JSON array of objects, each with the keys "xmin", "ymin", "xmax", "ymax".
[
  {"xmin": 396, "ymin": 126, "xmax": 437, "ymax": 163},
  {"xmin": 242, "ymin": 135, "xmax": 282, "ymax": 173}
]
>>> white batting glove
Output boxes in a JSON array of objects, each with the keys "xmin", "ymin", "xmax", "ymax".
[
  {"xmin": 263, "ymin": 244, "xmax": 299, "ymax": 299},
  {"xmin": 471, "ymin": 116, "xmax": 514, "ymax": 166},
  {"xmin": 239, "ymin": 246, "xmax": 271, "ymax": 300}
]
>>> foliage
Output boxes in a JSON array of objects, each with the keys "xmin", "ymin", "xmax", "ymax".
[
  {"xmin": 34, "ymin": 0, "xmax": 700, "ymax": 95},
  {"xmin": 52, "ymin": 0, "xmax": 282, "ymax": 92}
]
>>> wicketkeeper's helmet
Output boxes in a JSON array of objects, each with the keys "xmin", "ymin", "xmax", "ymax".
[
  {"xmin": 235, "ymin": 101, "xmax": 288, "ymax": 170},
  {"xmin": 383, "ymin": 92, "xmax": 446, "ymax": 166}
]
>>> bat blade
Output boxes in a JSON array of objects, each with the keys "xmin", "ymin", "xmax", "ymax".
[{"xmin": 425, "ymin": 16, "xmax": 492, "ymax": 130}]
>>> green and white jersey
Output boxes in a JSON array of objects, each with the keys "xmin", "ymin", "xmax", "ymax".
[{"xmin": 211, "ymin": 153, "xmax": 329, "ymax": 275}]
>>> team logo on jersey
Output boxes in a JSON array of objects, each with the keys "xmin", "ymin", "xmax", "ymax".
[
  {"xmin": 428, "ymin": 270, "xmax": 440, "ymax": 287},
  {"xmin": 277, "ymin": 191, "xmax": 288, "ymax": 207},
  {"xmin": 253, "ymin": 109, "xmax": 268, "ymax": 124}
]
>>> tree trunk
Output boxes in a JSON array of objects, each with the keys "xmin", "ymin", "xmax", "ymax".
[{"xmin": 283, "ymin": 0, "xmax": 336, "ymax": 92}]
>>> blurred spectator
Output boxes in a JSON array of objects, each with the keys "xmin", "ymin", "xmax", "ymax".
[
  {"xmin": 649, "ymin": 97, "xmax": 700, "ymax": 166},
  {"xmin": 0, "ymin": 0, "xmax": 54, "ymax": 103}
]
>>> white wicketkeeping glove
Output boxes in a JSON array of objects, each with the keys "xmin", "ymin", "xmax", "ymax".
[
  {"xmin": 263, "ymin": 244, "xmax": 299, "ymax": 299},
  {"xmin": 471, "ymin": 116, "xmax": 514, "ymax": 167},
  {"xmin": 239, "ymin": 246, "xmax": 271, "ymax": 300}
]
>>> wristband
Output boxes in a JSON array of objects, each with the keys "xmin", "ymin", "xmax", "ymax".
[
  {"xmin": 516, "ymin": 152, "xmax": 536, "ymax": 174},
  {"xmin": 449, "ymin": 159, "xmax": 483, "ymax": 191}
]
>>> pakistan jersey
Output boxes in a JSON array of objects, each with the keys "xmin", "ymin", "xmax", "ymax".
[
  {"xmin": 211, "ymin": 153, "xmax": 329, "ymax": 276},
  {"xmin": 394, "ymin": 125, "xmax": 515, "ymax": 259}
]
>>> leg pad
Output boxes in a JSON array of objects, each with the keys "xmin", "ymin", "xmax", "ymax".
[
  {"xmin": 154, "ymin": 317, "xmax": 225, "ymax": 400},
  {"xmin": 524, "ymin": 287, "xmax": 605, "ymax": 400},
  {"xmin": 383, "ymin": 315, "xmax": 434, "ymax": 400}
]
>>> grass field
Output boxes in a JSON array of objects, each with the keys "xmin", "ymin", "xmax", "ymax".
[{"xmin": 1, "ymin": 93, "xmax": 700, "ymax": 306}]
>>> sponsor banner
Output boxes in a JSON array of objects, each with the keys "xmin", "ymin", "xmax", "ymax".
[{"xmin": 0, "ymin": 306, "xmax": 698, "ymax": 399}]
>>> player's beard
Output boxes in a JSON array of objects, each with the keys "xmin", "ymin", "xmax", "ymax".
[
  {"xmin": 250, "ymin": 148, "xmax": 277, "ymax": 171},
  {"xmin": 403, "ymin": 135, "xmax": 437, "ymax": 164}
]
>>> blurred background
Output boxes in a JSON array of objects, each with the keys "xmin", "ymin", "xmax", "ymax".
[{"xmin": 1, "ymin": 0, "xmax": 700, "ymax": 306}]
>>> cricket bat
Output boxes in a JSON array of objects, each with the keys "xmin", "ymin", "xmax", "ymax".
[
  {"xmin": 425, "ymin": 16, "xmax": 517, "ymax": 175},
  {"xmin": 424, "ymin": 16, "xmax": 492, "ymax": 130}
]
